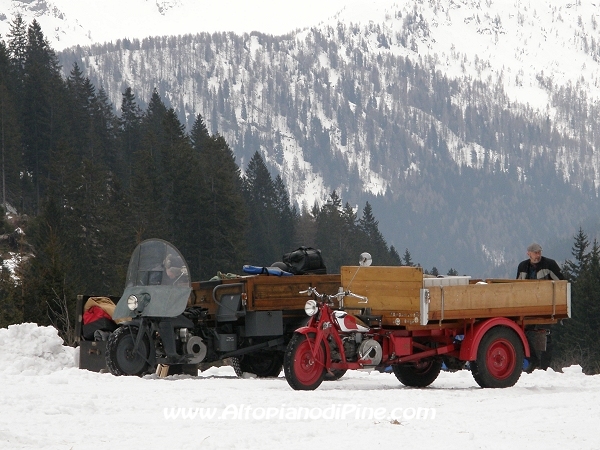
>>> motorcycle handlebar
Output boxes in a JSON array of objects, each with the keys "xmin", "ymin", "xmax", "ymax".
[{"xmin": 299, "ymin": 287, "xmax": 368, "ymax": 304}]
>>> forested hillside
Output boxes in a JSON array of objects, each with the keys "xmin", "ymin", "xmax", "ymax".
[
  {"xmin": 0, "ymin": 18, "xmax": 402, "ymax": 330},
  {"xmin": 58, "ymin": 5, "xmax": 600, "ymax": 275}
]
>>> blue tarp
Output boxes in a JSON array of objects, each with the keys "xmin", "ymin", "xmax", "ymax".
[{"xmin": 242, "ymin": 265, "xmax": 293, "ymax": 276}]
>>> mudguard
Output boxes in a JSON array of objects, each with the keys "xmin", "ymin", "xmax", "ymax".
[
  {"xmin": 292, "ymin": 326, "xmax": 332, "ymax": 362},
  {"xmin": 459, "ymin": 317, "xmax": 530, "ymax": 361}
]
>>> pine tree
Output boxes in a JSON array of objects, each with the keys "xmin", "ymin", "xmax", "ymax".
[
  {"xmin": 563, "ymin": 227, "xmax": 589, "ymax": 281},
  {"xmin": 315, "ymin": 191, "xmax": 355, "ymax": 272},
  {"xmin": 129, "ymin": 90, "xmax": 170, "ymax": 240},
  {"xmin": 389, "ymin": 245, "xmax": 403, "ymax": 265},
  {"xmin": 242, "ymin": 151, "xmax": 280, "ymax": 265},
  {"xmin": 358, "ymin": 201, "xmax": 390, "ymax": 264},
  {"xmin": 7, "ymin": 15, "xmax": 27, "ymax": 73},
  {"xmin": 403, "ymin": 248, "xmax": 414, "ymax": 267},
  {"xmin": 21, "ymin": 20, "xmax": 64, "ymax": 214},
  {"xmin": 273, "ymin": 175, "xmax": 295, "ymax": 255},
  {"xmin": 118, "ymin": 87, "xmax": 142, "ymax": 189},
  {"xmin": 196, "ymin": 132, "xmax": 247, "ymax": 278},
  {"xmin": 0, "ymin": 40, "xmax": 22, "ymax": 209},
  {"xmin": 555, "ymin": 236, "xmax": 600, "ymax": 374}
]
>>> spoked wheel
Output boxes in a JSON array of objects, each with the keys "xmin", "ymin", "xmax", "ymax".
[
  {"xmin": 106, "ymin": 326, "xmax": 151, "ymax": 376},
  {"xmin": 240, "ymin": 351, "xmax": 283, "ymax": 377},
  {"xmin": 284, "ymin": 333, "xmax": 326, "ymax": 390},
  {"xmin": 471, "ymin": 326, "xmax": 524, "ymax": 388},
  {"xmin": 393, "ymin": 358, "xmax": 442, "ymax": 387}
]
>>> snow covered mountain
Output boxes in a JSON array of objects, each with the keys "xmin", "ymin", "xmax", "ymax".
[
  {"xmin": 0, "ymin": 0, "xmax": 347, "ymax": 48},
  {"xmin": 2, "ymin": 0, "xmax": 600, "ymax": 275}
]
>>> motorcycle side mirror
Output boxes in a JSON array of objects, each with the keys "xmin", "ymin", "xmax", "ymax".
[{"xmin": 359, "ymin": 252, "xmax": 372, "ymax": 267}]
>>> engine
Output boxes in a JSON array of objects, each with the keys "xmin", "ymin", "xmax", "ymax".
[{"xmin": 176, "ymin": 327, "xmax": 208, "ymax": 364}]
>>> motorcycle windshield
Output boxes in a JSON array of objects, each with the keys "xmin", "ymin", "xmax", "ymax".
[{"xmin": 113, "ymin": 239, "xmax": 192, "ymax": 320}]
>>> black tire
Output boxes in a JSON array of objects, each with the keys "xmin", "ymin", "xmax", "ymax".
[
  {"xmin": 240, "ymin": 351, "xmax": 283, "ymax": 377},
  {"xmin": 392, "ymin": 359, "xmax": 442, "ymax": 387},
  {"xmin": 230, "ymin": 357, "xmax": 244, "ymax": 377},
  {"xmin": 471, "ymin": 326, "xmax": 524, "ymax": 388},
  {"xmin": 324, "ymin": 369, "xmax": 347, "ymax": 381},
  {"xmin": 106, "ymin": 326, "xmax": 151, "ymax": 376},
  {"xmin": 284, "ymin": 333, "xmax": 326, "ymax": 391}
]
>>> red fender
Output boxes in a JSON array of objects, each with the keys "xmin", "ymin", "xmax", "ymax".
[
  {"xmin": 459, "ymin": 317, "xmax": 530, "ymax": 361},
  {"xmin": 292, "ymin": 327, "xmax": 332, "ymax": 362}
]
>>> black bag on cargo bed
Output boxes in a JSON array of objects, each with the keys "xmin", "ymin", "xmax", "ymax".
[{"xmin": 282, "ymin": 247, "xmax": 327, "ymax": 275}]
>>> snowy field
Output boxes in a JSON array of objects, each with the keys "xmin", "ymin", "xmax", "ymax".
[{"xmin": 1, "ymin": 323, "xmax": 599, "ymax": 450}]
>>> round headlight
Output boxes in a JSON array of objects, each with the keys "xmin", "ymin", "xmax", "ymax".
[
  {"xmin": 127, "ymin": 294, "xmax": 138, "ymax": 311},
  {"xmin": 304, "ymin": 299, "xmax": 318, "ymax": 316}
]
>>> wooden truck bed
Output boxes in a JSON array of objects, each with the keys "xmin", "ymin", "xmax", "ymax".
[
  {"xmin": 341, "ymin": 266, "xmax": 570, "ymax": 328},
  {"xmin": 190, "ymin": 274, "xmax": 341, "ymax": 316}
]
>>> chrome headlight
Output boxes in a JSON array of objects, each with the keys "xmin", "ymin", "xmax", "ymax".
[
  {"xmin": 304, "ymin": 299, "xmax": 318, "ymax": 316},
  {"xmin": 127, "ymin": 294, "xmax": 138, "ymax": 311}
]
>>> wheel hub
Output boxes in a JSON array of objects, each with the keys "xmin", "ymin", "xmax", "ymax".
[{"xmin": 487, "ymin": 339, "xmax": 516, "ymax": 379}]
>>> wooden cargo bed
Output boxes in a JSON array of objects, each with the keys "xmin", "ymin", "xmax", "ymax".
[
  {"xmin": 341, "ymin": 266, "xmax": 570, "ymax": 328},
  {"xmin": 190, "ymin": 274, "xmax": 341, "ymax": 315}
]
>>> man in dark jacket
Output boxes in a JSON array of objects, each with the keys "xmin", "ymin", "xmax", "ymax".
[{"xmin": 516, "ymin": 243, "xmax": 564, "ymax": 280}]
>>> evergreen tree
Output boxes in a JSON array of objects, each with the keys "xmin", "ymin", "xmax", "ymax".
[
  {"xmin": 389, "ymin": 245, "xmax": 403, "ymax": 265},
  {"xmin": 563, "ymin": 227, "xmax": 589, "ymax": 281},
  {"xmin": 554, "ymin": 234, "xmax": 600, "ymax": 374},
  {"xmin": 21, "ymin": 20, "xmax": 65, "ymax": 214},
  {"xmin": 129, "ymin": 90, "xmax": 170, "ymax": 240},
  {"xmin": 273, "ymin": 175, "xmax": 295, "ymax": 255},
  {"xmin": 190, "ymin": 113, "xmax": 211, "ymax": 152},
  {"xmin": 196, "ymin": 132, "xmax": 247, "ymax": 278},
  {"xmin": 403, "ymin": 248, "xmax": 414, "ymax": 266},
  {"xmin": 7, "ymin": 15, "xmax": 27, "ymax": 73},
  {"xmin": 315, "ymin": 191, "xmax": 354, "ymax": 272},
  {"xmin": 20, "ymin": 197, "xmax": 73, "ymax": 331},
  {"xmin": 0, "ymin": 41, "xmax": 22, "ymax": 209},
  {"xmin": 358, "ymin": 201, "xmax": 390, "ymax": 264},
  {"xmin": 242, "ymin": 151, "xmax": 281, "ymax": 265},
  {"xmin": 118, "ymin": 87, "xmax": 142, "ymax": 189}
]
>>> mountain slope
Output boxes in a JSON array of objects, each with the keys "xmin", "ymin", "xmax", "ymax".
[
  {"xmin": 0, "ymin": 0, "xmax": 346, "ymax": 49},
  {"xmin": 4, "ymin": 0, "xmax": 600, "ymax": 275}
]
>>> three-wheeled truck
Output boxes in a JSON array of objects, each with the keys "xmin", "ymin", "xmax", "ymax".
[
  {"xmin": 283, "ymin": 264, "xmax": 571, "ymax": 390},
  {"xmin": 75, "ymin": 239, "xmax": 340, "ymax": 377}
]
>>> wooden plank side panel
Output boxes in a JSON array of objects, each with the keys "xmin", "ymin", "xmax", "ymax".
[
  {"xmin": 427, "ymin": 280, "xmax": 569, "ymax": 320},
  {"xmin": 191, "ymin": 282, "xmax": 244, "ymax": 315},
  {"xmin": 341, "ymin": 266, "xmax": 423, "ymax": 283},
  {"xmin": 343, "ymin": 281, "xmax": 422, "ymax": 310},
  {"xmin": 250, "ymin": 274, "xmax": 341, "ymax": 311},
  {"xmin": 341, "ymin": 266, "xmax": 422, "ymax": 310}
]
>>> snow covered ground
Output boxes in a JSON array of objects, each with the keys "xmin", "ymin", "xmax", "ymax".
[{"xmin": 1, "ymin": 323, "xmax": 599, "ymax": 449}]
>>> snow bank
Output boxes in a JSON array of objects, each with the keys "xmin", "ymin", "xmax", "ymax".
[{"xmin": 0, "ymin": 323, "xmax": 76, "ymax": 376}]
